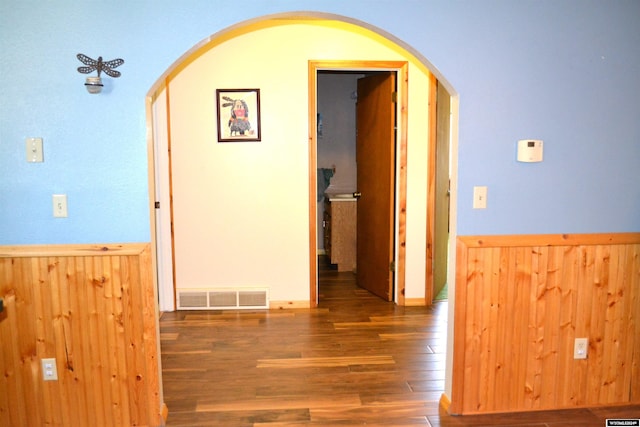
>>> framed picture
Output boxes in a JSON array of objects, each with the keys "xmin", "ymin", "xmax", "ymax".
[{"xmin": 216, "ymin": 89, "xmax": 261, "ymax": 142}]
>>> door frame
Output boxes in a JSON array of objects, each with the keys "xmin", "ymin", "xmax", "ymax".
[{"xmin": 308, "ymin": 60, "xmax": 409, "ymax": 308}]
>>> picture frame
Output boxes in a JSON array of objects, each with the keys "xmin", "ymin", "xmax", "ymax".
[{"xmin": 216, "ymin": 89, "xmax": 261, "ymax": 142}]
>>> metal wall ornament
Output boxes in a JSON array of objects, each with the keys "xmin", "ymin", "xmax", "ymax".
[{"xmin": 76, "ymin": 53, "xmax": 124, "ymax": 94}]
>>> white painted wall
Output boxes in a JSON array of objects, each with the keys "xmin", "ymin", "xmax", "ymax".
[{"xmin": 168, "ymin": 21, "xmax": 430, "ymax": 303}]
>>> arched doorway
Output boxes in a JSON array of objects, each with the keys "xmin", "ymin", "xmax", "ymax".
[
  {"xmin": 145, "ymin": 9, "xmax": 460, "ymax": 408},
  {"xmin": 145, "ymin": 11, "xmax": 458, "ymax": 317}
]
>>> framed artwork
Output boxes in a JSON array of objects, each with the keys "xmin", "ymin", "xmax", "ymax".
[{"xmin": 216, "ymin": 89, "xmax": 261, "ymax": 142}]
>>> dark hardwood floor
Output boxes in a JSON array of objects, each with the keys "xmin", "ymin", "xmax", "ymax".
[{"xmin": 159, "ymin": 258, "xmax": 640, "ymax": 426}]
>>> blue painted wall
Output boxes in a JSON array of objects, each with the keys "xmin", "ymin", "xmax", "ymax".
[{"xmin": 1, "ymin": 0, "xmax": 638, "ymax": 244}]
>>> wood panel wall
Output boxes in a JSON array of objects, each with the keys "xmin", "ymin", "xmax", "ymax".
[
  {"xmin": 0, "ymin": 244, "xmax": 164, "ymax": 427},
  {"xmin": 450, "ymin": 233, "xmax": 640, "ymax": 415}
]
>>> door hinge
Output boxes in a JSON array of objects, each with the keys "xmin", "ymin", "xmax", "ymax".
[
  {"xmin": 389, "ymin": 261, "xmax": 395, "ymax": 272},
  {"xmin": 155, "ymin": 201, "xmax": 160, "ymax": 209},
  {"xmin": 392, "ymin": 92, "xmax": 398, "ymax": 103}
]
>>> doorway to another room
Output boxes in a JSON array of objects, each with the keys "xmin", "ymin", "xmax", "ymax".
[
  {"xmin": 309, "ymin": 60, "xmax": 452, "ymax": 309},
  {"xmin": 308, "ymin": 61, "xmax": 409, "ymax": 307},
  {"xmin": 146, "ymin": 14, "xmax": 458, "ymax": 418},
  {"xmin": 315, "ymin": 69, "xmax": 398, "ymax": 303}
]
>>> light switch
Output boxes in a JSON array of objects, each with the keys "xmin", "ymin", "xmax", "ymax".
[
  {"xmin": 473, "ymin": 186, "xmax": 487, "ymax": 209},
  {"xmin": 52, "ymin": 194, "xmax": 68, "ymax": 218},
  {"xmin": 26, "ymin": 137, "xmax": 44, "ymax": 163}
]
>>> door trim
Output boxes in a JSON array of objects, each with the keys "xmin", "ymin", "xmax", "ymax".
[
  {"xmin": 308, "ymin": 60, "xmax": 409, "ymax": 307},
  {"xmin": 425, "ymin": 73, "xmax": 437, "ymax": 304}
]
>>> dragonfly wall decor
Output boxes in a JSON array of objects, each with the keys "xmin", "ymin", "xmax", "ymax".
[{"xmin": 76, "ymin": 53, "xmax": 124, "ymax": 93}]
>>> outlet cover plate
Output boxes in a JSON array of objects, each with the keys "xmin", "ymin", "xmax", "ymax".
[
  {"xmin": 42, "ymin": 358, "xmax": 58, "ymax": 381},
  {"xmin": 574, "ymin": 338, "xmax": 588, "ymax": 359}
]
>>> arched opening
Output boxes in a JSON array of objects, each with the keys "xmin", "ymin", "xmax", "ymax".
[{"xmin": 145, "ymin": 10, "xmax": 459, "ymax": 402}]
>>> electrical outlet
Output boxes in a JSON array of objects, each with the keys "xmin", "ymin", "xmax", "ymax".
[
  {"xmin": 574, "ymin": 338, "xmax": 588, "ymax": 359},
  {"xmin": 42, "ymin": 358, "xmax": 58, "ymax": 381}
]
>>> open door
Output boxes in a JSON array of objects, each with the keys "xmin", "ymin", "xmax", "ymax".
[
  {"xmin": 432, "ymin": 81, "xmax": 451, "ymax": 300},
  {"xmin": 355, "ymin": 72, "xmax": 396, "ymax": 301}
]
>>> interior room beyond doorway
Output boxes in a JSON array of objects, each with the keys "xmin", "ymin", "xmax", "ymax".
[{"xmin": 316, "ymin": 70, "xmax": 396, "ymax": 302}]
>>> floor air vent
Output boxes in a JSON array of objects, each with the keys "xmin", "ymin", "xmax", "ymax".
[{"xmin": 177, "ymin": 288, "xmax": 269, "ymax": 310}]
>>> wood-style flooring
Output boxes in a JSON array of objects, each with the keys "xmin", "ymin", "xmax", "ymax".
[{"xmin": 159, "ymin": 259, "xmax": 640, "ymax": 426}]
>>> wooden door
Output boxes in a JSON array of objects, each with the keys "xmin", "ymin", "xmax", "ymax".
[
  {"xmin": 356, "ymin": 72, "xmax": 396, "ymax": 301},
  {"xmin": 433, "ymin": 81, "xmax": 451, "ymax": 299}
]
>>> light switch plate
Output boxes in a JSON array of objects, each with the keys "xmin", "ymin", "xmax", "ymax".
[
  {"xmin": 52, "ymin": 194, "xmax": 68, "ymax": 218},
  {"xmin": 26, "ymin": 137, "xmax": 44, "ymax": 163},
  {"xmin": 473, "ymin": 186, "xmax": 487, "ymax": 209}
]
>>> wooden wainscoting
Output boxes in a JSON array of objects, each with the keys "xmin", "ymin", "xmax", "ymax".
[
  {"xmin": 0, "ymin": 243, "xmax": 164, "ymax": 427},
  {"xmin": 450, "ymin": 233, "xmax": 640, "ymax": 415}
]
